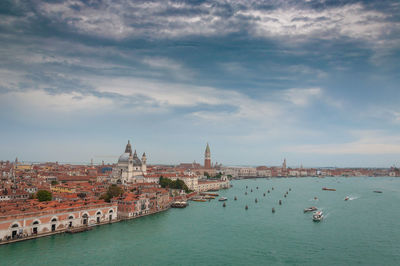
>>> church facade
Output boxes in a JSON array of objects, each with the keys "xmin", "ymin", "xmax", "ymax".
[{"xmin": 111, "ymin": 141, "xmax": 147, "ymax": 184}]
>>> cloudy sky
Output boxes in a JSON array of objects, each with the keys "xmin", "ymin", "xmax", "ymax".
[{"xmin": 0, "ymin": 0, "xmax": 399, "ymax": 167}]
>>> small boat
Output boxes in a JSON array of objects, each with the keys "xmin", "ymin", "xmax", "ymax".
[
  {"xmin": 272, "ymin": 187, "xmax": 274, "ymax": 190},
  {"xmin": 204, "ymin": 196, "xmax": 216, "ymax": 199},
  {"xmin": 304, "ymin": 206, "xmax": 318, "ymax": 213},
  {"xmin": 267, "ymin": 190, "xmax": 270, "ymax": 193},
  {"xmin": 223, "ymin": 202, "xmax": 226, "ymax": 207},
  {"xmin": 284, "ymin": 194, "xmax": 287, "ymax": 198},
  {"xmin": 246, "ymin": 186, "xmax": 248, "ymax": 189},
  {"xmin": 256, "ymin": 187, "xmax": 259, "ymax": 189},
  {"xmin": 245, "ymin": 192, "xmax": 248, "ymax": 195},
  {"xmin": 312, "ymin": 211, "xmax": 323, "ymax": 221},
  {"xmin": 171, "ymin": 201, "xmax": 188, "ymax": 208},
  {"xmin": 344, "ymin": 196, "xmax": 349, "ymax": 201},
  {"xmin": 279, "ymin": 200, "xmax": 282, "ymax": 205},
  {"xmin": 272, "ymin": 208, "xmax": 275, "ymax": 213},
  {"xmin": 314, "ymin": 197, "xmax": 318, "ymax": 200},
  {"xmin": 322, "ymin": 187, "xmax": 336, "ymax": 191},
  {"xmin": 192, "ymin": 199, "xmax": 207, "ymax": 202},
  {"xmin": 289, "ymin": 188, "xmax": 291, "ymax": 191},
  {"xmin": 263, "ymin": 193, "xmax": 265, "ymax": 197},
  {"xmin": 373, "ymin": 190, "xmax": 383, "ymax": 193},
  {"xmin": 251, "ymin": 189, "xmax": 253, "ymax": 192},
  {"xmin": 255, "ymin": 198, "xmax": 258, "ymax": 203},
  {"xmin": 245, "ymin": 205, "xmax": 248, "ymax": 210},
  {"xmin": 234, "ymin": 196, "xmax": 237, "ymax": 200},
  {"xmin": 218, "ymin": 197, "xmax": 228, "ymax": 201},
  {"xmin": 200, "ymin": 193, "xmax": 219, "ymax": 197}
]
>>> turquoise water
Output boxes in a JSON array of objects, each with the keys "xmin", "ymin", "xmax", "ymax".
[{"xmin": 1, "ymin": 177, "xmax": 400, "ymax": 265}]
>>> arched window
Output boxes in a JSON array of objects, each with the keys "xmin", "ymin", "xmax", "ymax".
[
  {"xmin": 96, "ymin": 211, "xmax": 101, "ymax": 215},
  {"xmin": 82, "ymin": 213, "xmax": 89, "ymax": 218},
  {"xmin": 33, "ymin": 221, "xmax": 39, "ymax": 225},
  {"xmin": 68, "ymin": 216, "xmax": 74, "ymax": 219},
  {"xmin": 51, "ymin": 218, "xmax": 57, "ymax": 223},
  {"xmin": 109, "ymin": 209, "xmax": 113, "ymax": 213},
  {"xmin": 12, "ymin": 224, "xmax": 19, "ymax": 228}
]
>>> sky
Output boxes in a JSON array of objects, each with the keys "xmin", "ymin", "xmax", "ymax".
[{"xmin": 0, "ymin": 0, "xmax": 399, "ymax": 167}]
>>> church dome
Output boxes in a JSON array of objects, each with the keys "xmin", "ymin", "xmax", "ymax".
[
  {"xmin": 118, "ymin": 152, "xmax": 130, "ymax": 163},
  {"xmin": 132, "ymin": 157, "xmax": 142, "ymax": 166},
  {"xmin": 132, "ymin": 150, "xmax": 142, "ymax": 166}
]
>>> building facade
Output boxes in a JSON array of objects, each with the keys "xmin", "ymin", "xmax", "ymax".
[{"xmin": 111, "ymin": 140, "xmax": 147, "ymax": 184}]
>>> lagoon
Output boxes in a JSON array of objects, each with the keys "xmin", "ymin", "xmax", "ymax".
[{"xmin": 1, "ymin": 177, "xmax": 399, "ymax": 265}]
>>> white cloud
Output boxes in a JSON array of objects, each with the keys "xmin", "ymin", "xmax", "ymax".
[
  {"xmin": 0, "ymin": 89, "xmax": 113, "ymax": 112},
  {"xmin": 283, "ymin": 87, "xmax": 321, "ymax": 106},
  {"xmin": 34, "ymin": 1, "xmax": 398, "ymax": 47},
  {"xmin": 290, "ymin": 130, "xmax": 400, "ymax": 155}
]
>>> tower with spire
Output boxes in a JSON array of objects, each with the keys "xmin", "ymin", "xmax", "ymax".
[{"xmin": 204, "ymin": 143, "xmax": 211, "ymax": 169}]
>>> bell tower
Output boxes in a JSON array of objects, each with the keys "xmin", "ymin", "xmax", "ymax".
[{"xmin": 204, "ymin": 143, "xmax": 211, "ymax": 169}]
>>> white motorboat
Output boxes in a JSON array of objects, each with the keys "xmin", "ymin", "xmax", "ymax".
[
  {"xmin": 218, "ymin": 197, "xmax": 227, "ymax": 201},
  {"xmin": 312, "ymin": 211, "xmax": 323, "ymax": 222}
]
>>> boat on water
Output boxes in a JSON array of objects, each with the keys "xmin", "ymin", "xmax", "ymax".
[
  {"xmin": 322, "ymin": 187, "xmax": 336, "ymax": 191},
  {"xmin": 312, "ymin": 211, "xmax": 323, "ymax": 221},
  {"xmin": 223, "ymin": 202, "xmax": 226, "ymax": 207},
  {"xmin": 344, "ymin": 196, "xmax": 349, "ymax": 201},
  {"xmin": 192, "ymin": 199, "xmax": 207, "ymax": 202},
  {"xmin": 218, "ymin": 197, "xmax": 228, "ymax": 201},
  {"xmin": 304, "ymin": 206, "xmax": 318, "ymax": 213},
  {"xmin": 200, "ymin": 193, "xmax": 219, "ymax": 197},
  {"xmin": 234, "ymin": 196, "xmax": 237, "ymax": 200},
  {"xmin": 171, "ymin": 201, "xmax": 188, "ymax": 208},
  {"xmin": 204, "ymin": 196, "xmax": 216, "ymax": 199},
  {"xmin": 373, "ymin": 190, "xmax": 383, "ymax": 193}
]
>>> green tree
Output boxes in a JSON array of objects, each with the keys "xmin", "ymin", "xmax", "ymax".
[
  {"xmin": 100, "ymin": 184, "xmax": 124, "ymax": 202},
  {"xmin": 51, "ymin": 180, "xmax": 58, "ymax": 185},
  {"xmin": 36, "ymin": 190, "xmax": 52, "ymax": 202}
]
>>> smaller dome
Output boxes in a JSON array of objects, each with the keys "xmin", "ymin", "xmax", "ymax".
[
  {"xmin": 132, "ymin": 157, "xmax": 142, "ymax": 166},
  {"xmin": 118, "ymin": 153, "xmax": 130, "ymax": 163}
]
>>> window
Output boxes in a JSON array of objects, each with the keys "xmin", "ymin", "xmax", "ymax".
[{"xmin": 51, "ymin": 218, "xmax": 57, "ymax": 223}]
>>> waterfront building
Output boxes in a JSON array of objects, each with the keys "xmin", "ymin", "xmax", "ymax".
[
  {"xmin": 197, "ymin": 175, "xmax": 230, "ymax": 192},
  {"xmin": 0, "ymin": 199, "xmax": 117, "ymax": 242}
]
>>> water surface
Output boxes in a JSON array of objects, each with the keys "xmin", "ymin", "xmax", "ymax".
[{"xmin": 1, "ymin": 177, "xmax": 399, "ymax": 265}]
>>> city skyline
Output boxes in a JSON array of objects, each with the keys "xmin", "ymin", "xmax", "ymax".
[{"xmin": 1, "ymin": 0, "xmax": 400, "ymax": 167}]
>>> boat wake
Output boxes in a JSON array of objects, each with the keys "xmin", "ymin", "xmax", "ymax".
[{"xmin": 347, "ymin": 195, "xmax": 360, "ymax": 201}]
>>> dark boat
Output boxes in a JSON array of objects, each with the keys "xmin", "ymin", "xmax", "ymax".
[
  {"xmin": 245, "ymin": 192, "xmax": 248, "ymax": 195},
  {"xmin": 255, "ymin": 198, "xmax": 258, "ymax": 203},
  {"xmin": 245, "ymin": 205, "xmax": 248, "ymax": 210},
  {"xmin": 272, "ymin": 208, "xmax": 275, "ymax": 213},
  {"xmin": 223, "ymin": 202, "xmax": 226, "ymax": 207},
  {"xmin": 373, "ymin": 190, "xmax": 383, "ymax": 193},
  {"xmin": 322, "ymin": 187, "xmax": 336, "ymax": 191},
  {"xmin": 279, "ymin": 200, "xmax": 282, "ymax": 205},
  {"xmin": 263, "ymin": 193, "xmax": 265, "ymax": 197},
  {"xmin": 289, "ymin": 188, "xmax": 291, "ymax": 191},
  {"xmin": 267, "ymin": 190, "xmax": 270, "ymax": 193},
  {"xmin": 256, "ymin": 187, "xmax": 259, "ymax": 189},
  {"xmin": 284, "ymin": 194, "xmax": 286, "ymax": 198},
  {"xmin": 234, "ymin": 196, "xmax": 237, "ymax": 200},
  {"xmin": 304, "ymin": 206, "xmax": 318, "ymax": 213},
  {"xmin": 251, "ymin": 189, "xmax": 253, "ymax": 192},
  {"xmin": 272, "ymin": 187, "xmax": 274, "ymax": 190}
]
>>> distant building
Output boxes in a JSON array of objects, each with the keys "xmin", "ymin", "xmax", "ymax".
[
  {"xmin": 111, "ymin": 140, "xmax": 147, "ymax": 184},
  {"xmin": 204, "ymin": 143, "xmax": 211, "ymax": 169}
]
